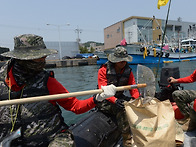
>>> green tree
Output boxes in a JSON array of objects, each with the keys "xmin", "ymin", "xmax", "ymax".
[
  {"xmin": 79, "ymin": 46, "xmax": 88, "ymax": 53},
  {"xmin": 89, "ymin": 47, "xmax": 95, "ymax": 53}
]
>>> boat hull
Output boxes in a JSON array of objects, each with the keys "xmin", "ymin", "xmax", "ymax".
[
  {"xmin": 96, "ymin": 54, "xmax": 196, "ymax": 65},
  {"xmin": 96, "ymin": 45, "xmax": 196, "ymax": 65},
  {"xmin": 128, "ymin": 54, "xmax": 196, "ymax": 64}
]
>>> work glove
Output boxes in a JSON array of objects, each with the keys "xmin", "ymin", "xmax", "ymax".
[
  {"xmin": 115, "ymin": 99, "xmax": 125, "ymax": 109},
  {"xmin": 95, "ymin": 84, "xmax": 116, "ymax": 102}
]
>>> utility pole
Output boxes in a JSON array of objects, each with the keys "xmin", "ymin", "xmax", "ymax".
[
  {"xmin": 75, "ymin": 25, "xmax": 82, "ymax": 44},
  {"xmin": 46, "ymin": 23, "xmax": 70, "ymax": 60}
]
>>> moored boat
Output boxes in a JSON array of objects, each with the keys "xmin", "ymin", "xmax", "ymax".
[
  {"xmin": 124, "ymin": 43, "xmax": 196, "ymax": 64},
  {"xmin": 96, "ymin": 39, "xmax": 196, "ymax": 65}
]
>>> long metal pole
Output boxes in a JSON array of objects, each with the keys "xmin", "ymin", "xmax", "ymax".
[
  {"xmin": 156, "ymin": 0, "xmax": 172, "ymax": 79},
  {"xmin": 47, "ymin": 23, "xmax": 70, "ymax": 60},
  {"xmin": 57, "ymin": 25, "xmax": 62, "ymax": 60},
  {"xmin": 148, "ymin": 29, "xmax": 149, "ymax": 45}
]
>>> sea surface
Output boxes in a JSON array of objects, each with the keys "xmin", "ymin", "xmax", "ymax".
[{"xmin": 47, "ymin": 61, "xmax": 196, "ymax": 125}]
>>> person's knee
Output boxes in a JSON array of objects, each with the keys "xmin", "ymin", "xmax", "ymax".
[{"xmin": 172, "ymin": 90, "xmax": 180, "ymax": 101}]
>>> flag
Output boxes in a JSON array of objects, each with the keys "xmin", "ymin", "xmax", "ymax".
[
  {"xmin": 120, "ymin": 38, "xmax": 127, "ymax": 46},
  {"xmin": 163, "ymin": 45, "xmax": 169, "ymax": 50},
  {"xmin": 157, "ymin": 0, "xmax": 169, "ymax": 9}
]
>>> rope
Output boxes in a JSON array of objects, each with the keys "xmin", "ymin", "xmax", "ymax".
[{"xmin": 9, "ymin": 78, "xmax": 24, "ymax": 132}]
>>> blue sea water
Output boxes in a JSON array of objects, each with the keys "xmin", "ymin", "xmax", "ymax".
[{"xmin": 48, "ymin": 61, "xmax": 196, "ymax": 125}]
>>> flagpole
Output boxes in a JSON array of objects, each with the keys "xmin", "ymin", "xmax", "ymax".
[{"xmin": 155, "ymin": 0, "xmax": 172, "ymax": 79}]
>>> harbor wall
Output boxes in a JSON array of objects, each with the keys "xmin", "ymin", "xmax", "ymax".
[
  {"xmin": 45, "ymin": 58, "xmax": 97, "ymax": 68},
  {"xmin": 0, "ymin": 58, "xmax": 98, "ymax": 68}
]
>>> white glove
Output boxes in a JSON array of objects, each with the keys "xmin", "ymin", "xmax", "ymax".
[{"xmin": 96, "ymin": 84, "xmax": 116, "ymax": 102}]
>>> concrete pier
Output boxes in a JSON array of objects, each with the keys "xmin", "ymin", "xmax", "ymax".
[
  {"xmin": 45, "ymin": 58, "xmax": 97, "ymax": 68},
  {"xmin": 0, "ymin": 58, "xmax": 97, "ymax": 68}
]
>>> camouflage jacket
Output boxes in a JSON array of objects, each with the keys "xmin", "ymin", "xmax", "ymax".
[{"xmin": 0, "ymin": 61, "xmax": 67, "ymax": 146}]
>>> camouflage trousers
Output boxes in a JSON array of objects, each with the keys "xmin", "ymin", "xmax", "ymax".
[
  {"xmin": 48, "ymin": 131, "xmax": 75, "ymax": 147},
  {"xmin": 116, "ymin": 110, "xmax": 130, "ymax": 134},
  {"xmin": 97, "ymin": 101, "xmax": 132, "ymax": 146},
  {"xmin": 97, "ymin": 101, "xmax": 130, "ymax": 133},
  {"xmin": 172, "ymin": 90, "xmax": 196, "ymax": 122},
  {"xmin": 116, "ymin": 110, "xmax": 132, "ymax": 147}
]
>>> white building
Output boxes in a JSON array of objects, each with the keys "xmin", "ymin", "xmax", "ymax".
[
  {"xmin": 87, "ymin": 43, "xmax": 104, "ymax": 52},
  {"xmin": 45, "ymin": 41, "xmax": 79, "ymax": 60}
]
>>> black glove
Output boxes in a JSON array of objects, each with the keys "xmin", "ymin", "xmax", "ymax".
[{"xmin": 115, "ymin": 99, "xmax": 125, "ymax": 109}]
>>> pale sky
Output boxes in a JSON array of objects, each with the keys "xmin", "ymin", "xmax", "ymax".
[{"xmin": 0, "ymin": 0, "xmax": 196, "ymax": 50}]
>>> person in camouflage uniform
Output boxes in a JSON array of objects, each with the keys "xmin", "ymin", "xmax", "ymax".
[
  {"xmin": 0, "ymin": 34, "xmax": 116, "ymax": 147},
  {"xmin": 96, "ymin": 46, "xmax": 140, "ymax": 147},
  {"xmin": 169, "ymin": 71, "xmax": 196, "ymax": 131}
]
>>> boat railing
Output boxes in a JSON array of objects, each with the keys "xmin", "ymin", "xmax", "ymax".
[{"xmin": 147, "ymin": 46, "xmax": 196, "ymax": 55}]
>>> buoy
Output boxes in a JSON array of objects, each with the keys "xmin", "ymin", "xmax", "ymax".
[
  {"xmin": 165, "ymin": 53, "xmax": 170, "ymax": 58},
  {"xmin": 147, "ymin": 50, "xmax": 150, "ymax": 55}
]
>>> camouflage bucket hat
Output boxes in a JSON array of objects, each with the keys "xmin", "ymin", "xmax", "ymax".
[
  {"xmin": 108, "ymin": 46, "xmax": 133, "ymax": 63},
  {"xmin": 1, "ymin": 34, "xmax": 58, "ymax": 60}
]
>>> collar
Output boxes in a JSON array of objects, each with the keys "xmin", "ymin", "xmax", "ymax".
[{"xmin": 5, "ymin": 66, "xmax": 24, "ymax": 91}]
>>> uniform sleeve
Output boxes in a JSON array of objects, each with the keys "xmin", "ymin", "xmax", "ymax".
[
  {"xmin": 47, "ymin": 77, "xmax": 96, "ymax": 114},
  {"xmin": 177, "ymin": 70, "xmax": 196, "ymax": 83},
  {"xmin": 128, "ymin": 72, "xmax": 140, "ymax": 99},
  {"xmin": 97, "ymin": 66, "xmax": 117, "ymax": 103}
]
